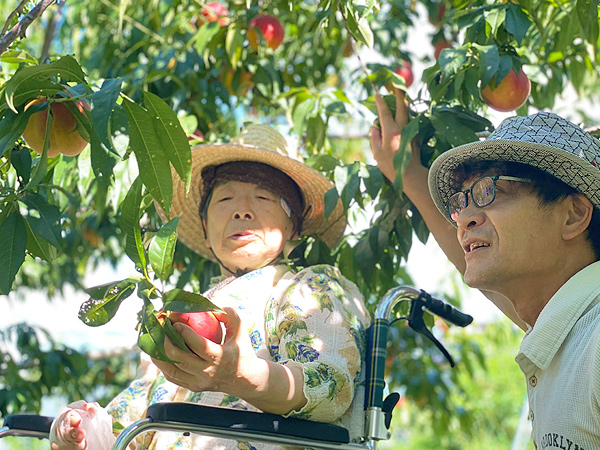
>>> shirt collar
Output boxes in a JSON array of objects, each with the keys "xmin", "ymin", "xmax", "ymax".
[{"xmin": 517, "ymin": 261, "xmax": 600, "ymax": 370}]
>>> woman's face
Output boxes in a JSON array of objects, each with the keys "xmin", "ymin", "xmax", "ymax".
[{"xmin": 203, "ymin": 180, "xmax": 295, "ymax": 275}]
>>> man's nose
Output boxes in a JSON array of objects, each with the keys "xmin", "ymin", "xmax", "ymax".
[{"xmin": 455, "ymin": 203, "xmax": 485, "ymax": 230}]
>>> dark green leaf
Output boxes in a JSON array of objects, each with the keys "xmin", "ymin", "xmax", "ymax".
[
  {"xmin": 430, "ymin": 110, "xmax": 479, "ymax": 147},
  {"xmin": 0, "ymin": 102, "xmax": 45, "ymax": 157},
  {"xmin": 148, "ymin": 217, "xmax": 179, "ymax": 281},
  {"xmin": 323, "ymin": 188, "xmax": 340, "ymax": 220},
  {"xmin": 0, "ymin": 212, "xmax": 27, "ymax": 294},
  {"xmin": 143, "ymin": 92, "xmax": 192, "ymax": 192},
  {"xmin": 4, "ymin": 56, "xmax": 87, "ymax": 113},
  {"xmin": 91, "ymin": 78, "xmax": 123, "ymax": 152},
  {"xmin": 79, "ymin": 278, "xmax": 137, "ymax": 326},
  {"xmin": 138, "ymin": 302, "xmax": 179, "ymax": 363},
  {"xmin": 122, "ymin": 98, "xmax": 173, "ymax": 216},
  {"xmin": 162, "ymin": 289, "xmax": 223, "ymax": 313},
  {"xmin": 292, "ymin": 98, "xmax": 316, "ymax": 138},
  {"xmin": 362, "ymin": 165, "xmax": 384, "ymax": 198},
  {"xmin": 20, "ymin": 194, "xmax": 61, "ymax": 247},
  {"xmin": 23, "ymin": 218, "xmax": 56, "ymax": 261},
  {"xmin": 10, "ymin": 147, "xmax": 32, "ymax": 185},
  {"xmin": 118, "ymin": 176, "xmax": 147, "ymax": 267},
  {"xmin": 475, "ymin": 44, "xmax": 500, "ymax": 88},
  {"xmin": 506, "ymin": 4, "xmax": 532, "ymax": 45}
]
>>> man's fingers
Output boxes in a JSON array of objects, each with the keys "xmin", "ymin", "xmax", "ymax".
[
  {"xmin": 370, "ymin": 126, "xmax": 382, "ymax": 152},
  {"xmin": 393, "ymin": 88, "xmax": 410, "ymax": 128}
]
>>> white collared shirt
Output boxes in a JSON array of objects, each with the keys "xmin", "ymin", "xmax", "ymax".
[{"xmin": 516, "ymin": 261, "xmax": 600, "ymax": 449}]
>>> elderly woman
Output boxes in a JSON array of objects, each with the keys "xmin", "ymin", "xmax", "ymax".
[{"xmin": 50, "ymin": 124, "xmax": 370, "ymax": 450}]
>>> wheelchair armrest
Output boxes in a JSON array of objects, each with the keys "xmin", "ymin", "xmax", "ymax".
[
  {"xmin": 0, "ymin": 414, "xmax": 53, "ymax": 439},
  {"xmin": 144, "ymin": 402, "xmax": 350, "ymax": 443}
]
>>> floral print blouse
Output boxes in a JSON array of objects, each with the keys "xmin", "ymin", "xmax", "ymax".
[{"xmin": 106, "ymin": 264, "xmax": 370, "ymax": 449}]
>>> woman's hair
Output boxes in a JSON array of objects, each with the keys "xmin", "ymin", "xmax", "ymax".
[
  {"xmin": 452, "ymin": 159, "xmax": 600, "ymax": 260},
  {"xmin": 198, "ymin": 161, "xmax": 304, "ymax": 234}
]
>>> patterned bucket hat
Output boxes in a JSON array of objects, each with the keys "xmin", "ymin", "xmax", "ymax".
[
  {"xmin": 157, "ymin": 124, "xmax": 346, "ymax": 259},
  {"xmin": 428, "ymin": 111, "xmax": 600, "ymax": 223}
]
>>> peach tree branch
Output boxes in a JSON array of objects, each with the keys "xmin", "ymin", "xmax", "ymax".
[{"xmin": 0, "ymin": 0, "xmax": 57, "ymax": 56}]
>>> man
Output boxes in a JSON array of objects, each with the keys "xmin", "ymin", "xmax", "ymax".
[{"xmin": 372, "ymin": 89, "xmax": 600, "ymax": 449}]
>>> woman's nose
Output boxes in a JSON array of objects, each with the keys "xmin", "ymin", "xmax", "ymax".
[{"xmin": 232, "ymin": 202, "xmax": 254, "ymax": 220}]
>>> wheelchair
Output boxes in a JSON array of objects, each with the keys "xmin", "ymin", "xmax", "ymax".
[{"xmin": 0, "ymin": 286, "xmax": 472, "ymax": 449}]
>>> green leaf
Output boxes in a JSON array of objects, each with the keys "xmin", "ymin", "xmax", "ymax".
[
  {"xmin": 23, "ymin": 218, "xmax": 57, "ymax": 261},
  {"xmin": 341, "ymin": 163, "xmax": 360, "ymax": 210},
  {"xmin": 0, "ymin": 211, "xmax": 27, "ymax": 294},
  {"xmin": 148, "ymin": 217, "xmax": 179, "ymax": 281},
  {"xmin": 194, "ymin": 22, "xmax": 221, "ymax": 54},
  {"xmin": 162, "ymin": 289, "xmax": 223, "ymax": 313},
  {"xmin": 20, "ymin": 194, "xmax": 61, "ymax": 247},
  {"xmin": 292, "ymin": 97, "xmax": 316, "ymax": 138},
  {"xmin": 10, "ymin": 147, "xmax": 32, "ymax": 185},
  {"xmin": 0, "ymin": 102, "xmax": 45, "ymax": 157},
  {"xmin": 485, "ymin": 7, "xmax": 506, "ymax": 36},
  {"xmin": 506, "ymin": 4, "xmax": 532, "ymax": 45},
  {"xmin": 122, "ymin": 98, "xmax": 173, "ymax": 216},
  {"xmin": 143, "ymin": 92, "xmax": 192, "ymax": 192},
  {"xmin": 430, "ymin": 110, "xmax": 480, "ymax": 147},
  {"xmin": 225, "ymin": 24, "xmax": 243, "ymax": 68},
  {"xmin": 91, "ymin": 78, "xmax": 123, "ymax": 152},
  {"xmin": 118, "ymin": 176, "xmax": 147, "ymax": 267},
  {"xmin": 163, "ymin": 316, "xmax": 193, "ymax": 354},
  {"xmin": 475, "ymin": 44, "xmax": 500, "ymax": 88},
  {"xmin": 323, "ymin": 188, "xmax": 340, "ymax": 220},
  {"xmin": 392, "ymin": 119, "xmax": 420, "ymax": 193},
  {"xmin": 138, "ymin": 301, "xmax": 179, "ymax": 363},
  {"xmin": 4, "ymin": 56, "xmax": 87, "ymax": 113},
  {"xmin": 576, "ymin": 0, "xmax": 600, "ymax": 45},
  {"xmin": 79, "ymin": 278, "xmax": 137, "ymax": 326},
  {"xmin": 362, "ymin": 164, "xmax": 384, "ymax": 198}
]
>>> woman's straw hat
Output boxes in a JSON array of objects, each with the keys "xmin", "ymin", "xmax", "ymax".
[
  {"xmin": 428, "ymin": 111, "xmax": 600, "ymax": 223},
  {"xmin": 157, "ymin": 123, "xmax": 346, "ymax": 258}
]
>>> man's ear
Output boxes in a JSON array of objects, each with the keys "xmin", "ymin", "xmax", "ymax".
[{"xmin": 562, "ymin": 193, "xmax": 594, "ymax": 241}]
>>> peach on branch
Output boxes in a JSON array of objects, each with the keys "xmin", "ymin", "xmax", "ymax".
[
  {"xmin": 247, "ymin": 14, "xmax": 285, "ymax": 50},
  {"xmin": 481, "ymin": 68, "xmax": 531, "ymax": 112},
  {"xmin": 22, "ymin": 97, "xmax": 90, "ymax": 157}
]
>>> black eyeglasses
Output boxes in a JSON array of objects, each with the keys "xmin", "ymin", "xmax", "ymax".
[{"xmin": 447, "ymin": 175, "xmax": 531, "ymax": 223}]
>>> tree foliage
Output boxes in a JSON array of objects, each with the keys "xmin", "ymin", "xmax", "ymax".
[{"xmin": 0, "ymin": 0, "xmax": 599, "ymax": 439}]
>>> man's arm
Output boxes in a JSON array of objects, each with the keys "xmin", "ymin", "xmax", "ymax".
[{"xmin": 370, "ymin": 89, "xmax": 527, "ymax": 330}]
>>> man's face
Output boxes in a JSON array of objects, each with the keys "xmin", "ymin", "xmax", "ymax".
[
  {"xmin": 454, "ymin": 172, "xmax": 567, "ymax": 294},
  {"xmin": 204, "ymin": 180, "xmax": 295, "ymax": 274}
]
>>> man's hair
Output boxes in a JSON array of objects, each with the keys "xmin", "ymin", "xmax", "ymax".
[{"xmin": 452, "ymin": 159, "xmax": 600, "ymax": 260}]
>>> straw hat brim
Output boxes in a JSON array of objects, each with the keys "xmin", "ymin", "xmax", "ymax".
[
  {"xmin": 428, "ymin": 139, "xmax": 600, "ymax": 224},
  {"xmin": 157, "ymin": 143, "xmax": 346, "ymax": 259}
]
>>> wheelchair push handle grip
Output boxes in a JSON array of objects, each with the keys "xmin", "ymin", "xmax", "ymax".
[{"xmin": 421, "ymin": 293, "xmax": 473, "ymax": 327}]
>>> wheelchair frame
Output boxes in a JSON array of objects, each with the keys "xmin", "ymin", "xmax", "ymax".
[{"xmin": 0, "ymin": 286, "xmax": 472, "ymax": 449}]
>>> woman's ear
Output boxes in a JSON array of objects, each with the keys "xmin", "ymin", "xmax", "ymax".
[
  {"xmin": 562, "ymin": 193, "xmax": 594, "ymax": 241},
  {"xmin": 202, "ymin": 218, "xmax": 212, "ymax": 249}
]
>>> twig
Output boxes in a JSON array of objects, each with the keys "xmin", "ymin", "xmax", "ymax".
[
  {"xmin": 1, "ymin": 0, "xmax": 29, "ymax": 37},
  {"xmin": 0, "ymin": 0, "xmax": 57, "ymax": 56}
]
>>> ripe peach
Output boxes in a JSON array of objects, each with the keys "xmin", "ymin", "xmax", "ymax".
[
  {"xmin": 199, "ymin": 2, "xmax": 229, "ymax": 27},
  {"xmin": 481, "ymin": 68, "xmax": 531, "ymax": 112},
  {"xmin": 164, "ymin": 310, "xmax": 223, "ymax": 344},
  {"xmin": 247, "ymin": 14, "xmax": 285, "ymax": 50},
  {"xmin": 22, "ymin": 98, "xmax": 89, "ymax": 157}
]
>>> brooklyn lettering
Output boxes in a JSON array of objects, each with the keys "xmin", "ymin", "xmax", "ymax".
[{"xmin": 539, "ymin": 432, "xmax": 583, "ymax": 450}]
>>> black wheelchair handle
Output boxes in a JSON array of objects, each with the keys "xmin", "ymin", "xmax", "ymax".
[{"xmin": 421, "ymin": 292, "xmax": 473, "ymax": 327}]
